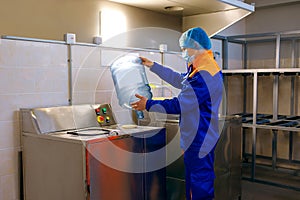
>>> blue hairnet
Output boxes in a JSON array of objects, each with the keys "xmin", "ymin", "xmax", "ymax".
[{"xmin": 179, "ymin": 27, "xmax": 211, "ymax": 50}]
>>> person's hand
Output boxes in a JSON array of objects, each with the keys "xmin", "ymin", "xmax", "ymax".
[
  {"xmin": 130, "ymin": 94, "xmax": 148, "ymax": 111},
  {"xmin": 140, "ymin": 57, "xmax": 154, "ymax": 68}
]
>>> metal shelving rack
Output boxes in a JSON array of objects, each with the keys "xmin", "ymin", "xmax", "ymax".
[{"xmin": 213, "ymin": 30, "xmax": 300, "ymax": 191}]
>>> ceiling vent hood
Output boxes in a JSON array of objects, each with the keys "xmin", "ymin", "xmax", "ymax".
[
  {"xmin": 109, "ymin": 0, "xmax": 255, "ymax": 37},
  {"xmin": 103, "ymin": 0, "xmax": 254, "ymax": 51}
]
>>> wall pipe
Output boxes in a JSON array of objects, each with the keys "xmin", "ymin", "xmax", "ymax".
[
  {"xmin": 67, "ymin": 45, "xmax": 73, "ymax": 105},
  {"xmin": 1, "ymin": 35, "xmax": 180, "ymax": 54}
]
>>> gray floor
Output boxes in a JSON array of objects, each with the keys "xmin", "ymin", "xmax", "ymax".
[
  {"xmin": 242, "ymin": 180, "xmax": 300, "ymax": 200},
  {"xmin": 240, "ymin": 160, "xmax": 300, "ymax": 200}
]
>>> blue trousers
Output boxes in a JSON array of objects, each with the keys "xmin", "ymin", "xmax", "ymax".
[{"xmin": 184, "ymin": 148, "xmax": 215, "ymax": 200}]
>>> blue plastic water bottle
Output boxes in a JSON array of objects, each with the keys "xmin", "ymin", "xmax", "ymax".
[{"xmin": 110, "ymin": 54, "xmax": 153, "ymax": 119}]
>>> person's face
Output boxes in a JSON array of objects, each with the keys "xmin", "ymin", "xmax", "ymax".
[{"xmin": 181, "ymin": 47, "xmax": 196, "ymax": 56}]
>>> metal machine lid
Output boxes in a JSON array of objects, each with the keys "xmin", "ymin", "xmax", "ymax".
[{"xmin": 29, "ymin": 104, "xmax": 100, "ymax": 134}]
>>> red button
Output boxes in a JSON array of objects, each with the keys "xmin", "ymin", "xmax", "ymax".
[{"xmin": 97, "ymin": 116, "xmax": 105, "ymax": 123}]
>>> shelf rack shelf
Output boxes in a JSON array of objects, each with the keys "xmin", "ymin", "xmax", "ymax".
[{"xmin": 214, "ymin": 30, "xmax": 300, "ymax": 191}]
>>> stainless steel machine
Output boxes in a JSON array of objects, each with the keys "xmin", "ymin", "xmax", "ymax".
[
  {"xmin": 140, "ymin": 114, "xmax": 242, "ymax": 200},
  {"xmin": 20, "ymin": 104, "xmax": 166, "ymax": 200}
]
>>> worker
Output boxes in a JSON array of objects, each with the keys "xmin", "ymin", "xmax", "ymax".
[{"xmin": 131, "ymin": 27, "xmax": 223, "ymax": 200}]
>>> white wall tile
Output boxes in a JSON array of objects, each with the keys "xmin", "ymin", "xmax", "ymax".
[
  {"xmin": 164, "ymin": 52, "xmax": 186, "ymax": 73},
  {"xmin": 72, "ymin": 91, "xmax": 98, "ymax": 105},
  {"xmin": 95, "ymin": 91, "xmax": 113, "ymax": 104},
  {"xmin": 16, "ymin": 93, "xmax": 68, "ymax": 109},
  {"xmin": 34, "ymin": 93, "xmax": 69, "ymax": 107},
  {"xmin": 0, "ymin": 148, "xmax": 18, "ymax": 176},
  {"xmin": 0, "ymin": 68, "xmax": 63, "ymax": 94},
  {"xmin": 0, "ymin": 174, "xmax": 19, "ymax": 200},
  {"xmin": 72, "ymin": 68, "xmax": 105, "ymax": 92},
  {"xmin": 95, "ymin": 67, "xmax": 114, "ymax": 91},
  {"xmin": 0, "ymin": 94, "xmax": 19, "ymax": 121},
  {"xmin": 0, "ymin": 40, "xmax": 67, "ymax": 68},
  {"xmin": 100, "ymin": 50, "xmax": 127, "ymax": 67},
  {"xmin": 72, "ymin": 45, "xmax": 101, "ymax": 69},
  {"xmin": 0, "ymin": 121, "xmax": 20, "ymax": 149},
  {"xmin": 0, "ymin": 68, "xmax": 34, "ymax": 94},
  {"xmin": 34, "ymin": 68, "xmax": 68, "ymax": 93},
  {"xmin": 0, "ymin": 40, "xmax": 19, "ymax": 67}
]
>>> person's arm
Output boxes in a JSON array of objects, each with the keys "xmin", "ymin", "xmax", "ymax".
[
  {"xmin": 140, "ymin": 57, "xmax": 184, "ymax": 89},
  {"xmin": 131, "ymin": 94, "xmax": 181, "ymax": 114},
  {"xmin": 146, "ymin": 97, "xmax": 181, "ymax": 114},
  {"xmin": 145, "ymin": 74, "xmax": 214, "ymax": 115},
  {"xmin": 150, "ymin": 62, "xmax": 184, "ymax": 89}
]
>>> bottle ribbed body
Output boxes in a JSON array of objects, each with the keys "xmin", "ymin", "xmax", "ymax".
[{"xmin": 110, "ymin": 55, "xmax": 152, "ymax": 119}]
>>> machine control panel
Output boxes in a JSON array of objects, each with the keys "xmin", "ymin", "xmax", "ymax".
[{"xmin": 95, "ymin": 104, "xmax": 116, "ymax": 126}]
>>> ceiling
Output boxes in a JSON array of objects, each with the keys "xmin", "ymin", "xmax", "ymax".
[
  {"xmin": 102, "ymin": 0, "xmax": 256, "ymax": 50},
  {"xmin": 108, "ymin": 0, "xmax": 255, "ymax": 17}
]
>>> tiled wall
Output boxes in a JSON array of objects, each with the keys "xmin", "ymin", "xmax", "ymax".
[
  {"xmin": 0, "ymin": 39, "xmax": 68, "ymax": 200},
  {"xmin": 0, "ymin": 39, "xmax": 183, "ymax": 199}
]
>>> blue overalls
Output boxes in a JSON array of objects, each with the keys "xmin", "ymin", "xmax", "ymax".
[{"xmin": 145, "ymin": 51, "xmax": 223, "ymax": 200}]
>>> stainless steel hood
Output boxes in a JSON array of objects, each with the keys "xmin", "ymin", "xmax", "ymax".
[{"xmin": 109, "ymin": 0, "xmax": 255, "ymax": 36}]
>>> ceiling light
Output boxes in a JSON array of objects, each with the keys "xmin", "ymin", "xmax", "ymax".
[{"xmin": 164, "ymin": 6, "xmax": 184, "ymax": 11}]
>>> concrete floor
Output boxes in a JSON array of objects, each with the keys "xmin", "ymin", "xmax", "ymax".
[
  {"xmin": 242, "ymin": 180, "xmax": 300, "ymax": 200},
  {"xmin": 240, "ymin": 160, "xmax": 300, "ymax": 200}
]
